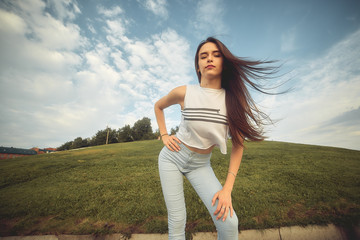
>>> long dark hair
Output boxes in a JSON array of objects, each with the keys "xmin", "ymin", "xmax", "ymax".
[{"xmin": 195, "ymin": 37, "xmax": 279, "ymax": 147}]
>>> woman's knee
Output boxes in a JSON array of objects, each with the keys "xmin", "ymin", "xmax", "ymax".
[
  {"xmin": 226, "ymin": 213, "xmax": 238, "ymax": 230},
  {"xmin": 216, "ymin": 212, "xmax": 238, "ymax": 233},
  {"xmin": 215, "ymin": 214, "xmax": 239, "ymax": 240}
]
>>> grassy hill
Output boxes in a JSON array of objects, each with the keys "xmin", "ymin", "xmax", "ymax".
[{"xmin": 0, "ymin": 140, "xmax": 359, "ymax": 237}]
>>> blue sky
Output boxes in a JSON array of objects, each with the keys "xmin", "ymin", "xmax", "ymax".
[{"xmin": 0, "ymin": 0, "xmax": 359, "ymax": 150}]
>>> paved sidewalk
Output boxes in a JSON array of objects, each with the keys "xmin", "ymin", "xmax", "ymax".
[{"xmin": 1, "ymin": 224, "xmax": 359, "ymax": 240}]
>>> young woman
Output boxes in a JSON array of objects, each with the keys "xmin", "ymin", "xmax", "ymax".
[{"xmin": 154, "ymin": 37, "xmax": 276, "ymax": 240}]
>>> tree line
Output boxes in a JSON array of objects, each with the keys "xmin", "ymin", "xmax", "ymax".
[{"xmin": 57, "ymin": 117, "xmax": 179, "ymax": 151}]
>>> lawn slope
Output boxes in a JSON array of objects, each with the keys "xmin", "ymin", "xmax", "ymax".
[{"xmin": 0, "ymin": 140, "xmax": 359, "ymax": 236}]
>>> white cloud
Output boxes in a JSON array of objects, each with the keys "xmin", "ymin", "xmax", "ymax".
[
  {"xmin": 137, "ymin": 0, "xmax": 168, "ymax": 19},
  {"xmin": 101, "ymin": 12, "xmax": 129, "ymax": 46},
  {"xmin": 111, "ymin": 50, "xmax": 129, "ymax": 72},
  {"xmin": 0, "ymin": 0, "xmax": 84, "ymax": 75},
  {"xmin": 95, "ymin": 24, "xmax": 193, "ymax": 132},
  {"xmin": 324, "ymin": 107, "xmax": 360, "ymax": 127},
  {"xmin": 0, "ymin": 1, "xmax": 193, "ymax": 148},
  {"xmin": 0, "ymin": 8, "xmax": 27, "ymax": 34},
  {"xmin": 116, "ymin": 28, "xmax": 193, "ymax": 109},
  {"xmin": 269, "ymin": 29, "xmax": 360, "ymax": 150},
  {"xmin": 83, "ymin": 49, "xmax": 120, "ymax": 86},
  {"xmin": 97, "ymin": 5, "xmax": 123, "ymax": 18},
  {"xmin": 105, "ymin": 19, "xmax": 126, "ymax": 37},
  {"xmin": 47, "ymin": 0, "xmax": 81, "ymax": 21},
  {"xmin": 0, "ymin": 0, "xmax": 90, "ymax": 148},
  {"xmin": 87, "ymin": 23, "xmax": 96, "ymax": 34},
  {"xmin": 6, "ymin": 0, "xmax": 84, "ymax": 50},
  {"xmin": 193, "ymin": 0, "xmax": 227, "ymax": 36},
  {"xmin": 34, "ymin": 18, "xmax": 83, "ymax": 50}
]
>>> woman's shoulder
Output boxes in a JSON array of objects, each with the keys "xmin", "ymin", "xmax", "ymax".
[
  {"xmin": 169, "ymin": 84, "xmax": 201, "ymax": 98},
  {"xmin": 171, "ymin": 85, "xmax": 187, "ymax": 95},
  {"xmin": 166, "ymin": 85, "xmax": 187, "ymax": 102}
]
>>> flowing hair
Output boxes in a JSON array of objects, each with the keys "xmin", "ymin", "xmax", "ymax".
[{"xmin": 195, "ymin": 37, "xmax": 279, "ymax": 147}]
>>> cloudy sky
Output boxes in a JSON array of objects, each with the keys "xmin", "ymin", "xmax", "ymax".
[{"xmin": 0, "ymin": 0, "xmax": 359, "ymax": 151}]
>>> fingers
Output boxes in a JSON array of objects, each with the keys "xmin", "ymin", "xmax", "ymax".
[
  {"xmin": 212, "ymin": 192, "xmax": 233, "ymax": 222},
  {"xmin": 164, "ymin": 135, "xmax": 181, "ymax": 152},
  {"xmin": 212, "ymin": 192, "xmax": 219, "ymax": 206},
  {"xmin": 215, "ymin": 205, "xmax": 232, "ymax": 221},
  {"xmin": 214, "ymin": 205, "xmax": 223, "ymax": 219},
  {"xmin": 222, "ymin": 205, "xmax": 234, "ymax": 221},
  {"xmin": 216, "ymin": 206, "xmax": 226, "ymax": 221},
  {"xmin": 213, "ymin": 198, "xmax": 224, "ymax": 219},
  {"xmin": 222, "ymin": 206, "xmax": 229, "ymax": 221},
  {"xmin": 212, "ymin": 192, "xmax": 223, "ymax": 216},
  {"xmin": 174, "ymin": 137, "xmax": 181, "ymax": 144}
]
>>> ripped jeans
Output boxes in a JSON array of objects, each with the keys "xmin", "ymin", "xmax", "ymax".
[{"xmin": 158, "ymin": 143, "xmax": 238, "ymax": 240}]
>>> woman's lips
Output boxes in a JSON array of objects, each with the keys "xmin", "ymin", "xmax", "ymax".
[{"xmin": 206, "ymin": 65, "xmax": 215, "ymax": 69}]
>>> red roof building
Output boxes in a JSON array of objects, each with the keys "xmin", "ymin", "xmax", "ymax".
[{"xmin": 0, "ymin": 147, "xmax": 37, "ymax": 159}]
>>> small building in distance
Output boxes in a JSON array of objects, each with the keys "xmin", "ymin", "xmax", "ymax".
[
  {"xmin": 44, "ymin": 148, "xmax": 57, "ymax": 153},
  {"xmin": 31, "ymin": 147, "xmax": 57, "ymax": 154},
  {"xmin": 0, "ymin": 147, "xmax": 37, "ymax": 159}
]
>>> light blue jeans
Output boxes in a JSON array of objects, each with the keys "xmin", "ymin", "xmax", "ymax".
[{"xmin": 158, "ymin": 143, "xmax": 238, "ymax": 240}]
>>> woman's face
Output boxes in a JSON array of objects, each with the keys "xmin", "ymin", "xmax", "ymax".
[{"xmin": 197, "ymin": 42, "xmax": 223, "ymax": 79}]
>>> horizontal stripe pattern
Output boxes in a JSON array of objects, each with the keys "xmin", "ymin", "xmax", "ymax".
[{"xmin": 182, "ymin": 108, "xmax": 228, "ymax": 125}]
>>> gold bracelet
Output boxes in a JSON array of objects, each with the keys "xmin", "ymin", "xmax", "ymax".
[
  {"xmin": 161, "ymin": 133, "xmax": 168, "ymax": 138},
  {"xmin": 228, "ymin": 171, "xmax": 236, "ymax": 178}
]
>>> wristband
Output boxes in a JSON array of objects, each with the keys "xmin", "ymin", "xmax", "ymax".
[{"xmin": 228, "ymin": 171, "xmax": 236, "ymax": 178}]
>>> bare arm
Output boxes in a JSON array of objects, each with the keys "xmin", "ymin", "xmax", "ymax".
[
  {"xmin": 212, "ymin": 141, "xmax": 244, "ymax": 221},
  {"xmin": 223, "ymin": 144, "xmax": 243, "ymax": 192},
  {"xmin": 154, "ymin": 85, "xmax": 186, "ymax": 151}
]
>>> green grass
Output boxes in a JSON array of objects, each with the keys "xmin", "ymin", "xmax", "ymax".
[{"xmin": 0, "ymin": 140, "xmax": 359, "ymax": 237}]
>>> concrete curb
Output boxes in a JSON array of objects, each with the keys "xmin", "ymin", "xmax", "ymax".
[{"xmin": 1, "ymin": 224, "xmax": 359, "ymax": 240}]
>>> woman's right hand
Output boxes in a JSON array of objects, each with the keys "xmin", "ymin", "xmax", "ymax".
[{"xmin": 162, "ymin": 134, "xmax": 181, "ymax": 152}]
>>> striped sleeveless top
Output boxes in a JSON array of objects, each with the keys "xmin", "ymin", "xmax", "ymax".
[{"xmin": 176, "ymin": 85, "xmax": 229, "ymax": 154}]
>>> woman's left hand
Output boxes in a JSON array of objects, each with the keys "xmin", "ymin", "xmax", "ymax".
[{"xmin": 212, "ymin": 188, "xmax": 234, "ymax": 221}]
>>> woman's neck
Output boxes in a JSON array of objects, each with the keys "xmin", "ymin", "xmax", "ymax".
[{"xmin": 200, "ymin": 77, "xmax": 222, "ymax": 89}]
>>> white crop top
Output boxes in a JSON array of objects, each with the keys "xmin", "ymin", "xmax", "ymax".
[{"xmin": 176, "ymin": 85, "xmax": 229, "ymax": 154}]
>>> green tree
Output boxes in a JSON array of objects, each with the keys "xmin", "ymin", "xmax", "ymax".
[
  {"xmin": 118, "ymin": 125, "xmax": 133, "ymax": 142},
  {"xmin": 90, "ymin": 129, "xmax": 107, "ymax": 146},
  {"xmin": 107, "ymin": 128, "xmax": 119, "ymax": 144},
  {"xmin": 90, "ymin": 127, "xmax": 118, "ymax": 146},
  {"xmin": 154, "ymin": 129, "xmax": 160, "ymax": 139},
  {"xmin": 170, "ymin": 126, "xmax": 179, "ymax": 135},
  {"xmin": 131, "ymin": 117, "xmax": 155, "ymax": 141},
  {"xmin": 72, "ymin": 137, "xmax": 89, "ymax": 149},
  {"xmin": 58, "ymin": 116, "xmax": 159, "ymax": 149},
  {"xmin": 57, "ymin": 141, "xmax": 73, "ymax": 151}
]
